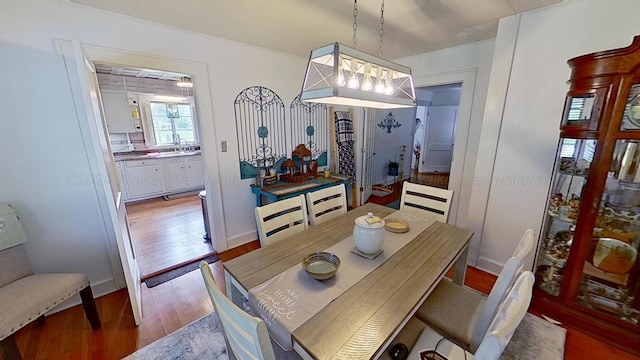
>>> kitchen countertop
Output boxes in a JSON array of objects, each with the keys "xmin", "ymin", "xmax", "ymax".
[{"xmin": 114, "ymin": 150, "xmax": 201, "ymax": 161}]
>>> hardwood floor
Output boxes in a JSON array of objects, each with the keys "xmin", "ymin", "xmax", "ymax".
[
  {"xmin": 5, "ymin": 188, "xmax": 639, "ymax": 359},
  {"xmin": 125, "ymin": 195, "xmax": 215, "ymax": 278},
  {"xmin": 409, "ymin": 170, "xmax": 450, "ymax": 189}
]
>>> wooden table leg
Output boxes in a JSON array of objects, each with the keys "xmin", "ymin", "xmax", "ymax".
[
  {"xmin": 224, "ymin": 269, "xmax": 247, "ymax": 307},
  {"xmin": 453, "ymin": 245, "xmax": 469, "ymax": 285}
]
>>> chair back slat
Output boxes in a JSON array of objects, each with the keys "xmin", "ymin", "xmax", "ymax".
[
  {"xmin": 255, "ymin": 195, "xmax": 308, "ymax": 247},
  {"xmin": 200, "ymin": 261, "xmax": 275, "ymax": 360},
  {"xmin": 469, "ymin": 229, "xmax": 536, "ymax": 352},
  {"xmin": 399, "ymin": 182, "xmax": 453, "ymax": 222},
  {"xmin": 306, "ymin": 184, "xmax": 347, "ymax": 226}
]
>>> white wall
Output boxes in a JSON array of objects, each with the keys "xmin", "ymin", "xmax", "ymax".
[
  {"xmin": 372, "ymin": 108, "xmax": 416, "ymax": 186},
  {"xmin": 473, "ymin": 0, "xmax": 640, "ymax": 273},
  {"xmin": 0, "ymin": 0, "xmax": 306, "ymax": 296},
  {"xmin": 431, "ymin": 89, "xmax": 462, "ymax": 106},
  {"xmin": 0, "ymin": 42, "xmax": 118, "ymax": 295},
  {"xmin": 397, "ymin": 40, "xmax": 495, "ymax": 261}
]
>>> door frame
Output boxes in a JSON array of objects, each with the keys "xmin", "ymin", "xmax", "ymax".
[
  {"xmin": 56, "ymin": 39, "xmax": 143, "ymax": 323},
  {"xmin": 359, "ymin": 108, "xmax": 376, "ymax": 205},
  {"xmin": 413, "ymin": 69, "xmax": 476, "ymax": 225},
  {"xmin": 78, "ymin": 43, "xmax": 228, "ymax": 253}
]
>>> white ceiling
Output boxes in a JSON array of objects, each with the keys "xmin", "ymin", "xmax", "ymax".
[
  {"xmin": 94, "ymin": 63, "xmax": 187, "ymax": 80},
  {"xmin": 71, "ymin": 0, "xmax": 562, "ymax": 60}
]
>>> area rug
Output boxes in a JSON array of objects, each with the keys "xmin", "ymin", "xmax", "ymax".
[
  {"xmin": 123, "ymin": 310, "xmax": 564, "ymax": 360},
  {"xmin": 144, "ymin": 254, "xmax": 219, "ymax": 288},
  {"xmin": 122, "ymin": 312, "xmax": 301, "ymax": 360},
  {"xmin": 500, "ymin": 313, "xmax": 566, "ymax": 360}
]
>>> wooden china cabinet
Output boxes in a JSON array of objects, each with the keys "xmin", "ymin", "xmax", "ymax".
[{"xmin": 533, "ymin": 37, "xmax": 640, "ymax": 355}]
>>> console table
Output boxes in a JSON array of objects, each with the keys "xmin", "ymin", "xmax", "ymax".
[{"xmin": 250, "ymin": 174, "xmax": 351, "ymax": 206}]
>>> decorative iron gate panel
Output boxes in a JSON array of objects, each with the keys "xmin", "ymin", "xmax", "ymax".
[
  {"xmin": 289, "ymin": 95, "xmax": 329, "ymax": 167},
  {"xmin": 234, "ymin": 86, "xmax": 288, "ymax": 179}
]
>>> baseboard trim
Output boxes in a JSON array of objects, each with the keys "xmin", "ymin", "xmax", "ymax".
[
  {"xmin": 227, "ymin": 231, "xmax": 258, "ymax": 249},
  {"xmin": 475, "ymin": 256, "xmax": 502, "ymax": 277}
]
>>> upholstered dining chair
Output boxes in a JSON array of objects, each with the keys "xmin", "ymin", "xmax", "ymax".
[
  {"xmin": 199, "ymin": 261, "xmax": 276, "ymax": 360},
  {"xmin": 0, "ymin": 203, "xmax": 101, "ymax": 360},
  {"xmin": 408, "ymin": 271, "xmax": 535, "ymax": 360},
  {"xmin": 255, "ymin": 195, "xmax": 308, "ymax": 247},
  {"xmin": 306, "ymin": 184, "xmax": 347, "ymax": 226},
  {"xmin": 399, "ymin": 182, "xmax": 453, "ymax": 222},
  {"xmin": 414, "ymin": 229, "xmax": 536, "ymax": 353}
]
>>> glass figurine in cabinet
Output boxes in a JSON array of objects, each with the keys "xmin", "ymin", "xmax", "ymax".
[{"xmin": 537, "ymin": 138, "xmax": 594, "ymax": 297}]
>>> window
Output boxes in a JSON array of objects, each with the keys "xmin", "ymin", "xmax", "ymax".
[
  {"xmin": 150, "ymin": 102, "xmax": 193, "ymax": 145},
  {"xmin": 560, "ymin": 138, "xmax": 596, "ymax": 162},
  {"xmin": 140, "ymin": 95, "xmax": 200, "ymax": 146}
]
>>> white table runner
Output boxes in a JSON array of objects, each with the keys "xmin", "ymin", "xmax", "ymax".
[{"xmin": 248, "ymin": 211, "xmax": 435, "ymax": 350}]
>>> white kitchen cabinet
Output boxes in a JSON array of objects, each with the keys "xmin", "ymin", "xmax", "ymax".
[
  {"xmin": 124, "ymin": 159, "xmax": 165, "ymax": 198},
  {"xmin": 166, "ymin": 158, "xmax": 186, "ymax": 191},
  {"xmin": 102, "ymin": 90, "xmax": 136, "ymax": 133},
  {"xmin": 184, "ymin": 156, "xmax": 204, "ymax": 189},
  {"xmin": 166, "ymin": 156, "xmax": 204, "ymax": 191}
]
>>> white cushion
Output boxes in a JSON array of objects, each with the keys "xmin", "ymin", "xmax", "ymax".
[{"xmin": 0, "ymin": 273, "xmax": 89, "ymax": 340}]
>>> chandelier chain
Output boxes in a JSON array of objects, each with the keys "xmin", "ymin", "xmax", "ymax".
[
  {"xmin": 353, "ymin": 0, "xmax": 358, "ymax": 49},
  {"xmin": 379, "ymin": 0, "xmax": 385, "ymax": 57}
]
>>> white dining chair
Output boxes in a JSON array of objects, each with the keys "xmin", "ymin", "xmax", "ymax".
[
  {"xmin": 414, "ymin": 229, "xmax": 536, "ymax": 353},
  {"xmin": 399, "ymin": 182, "xmax": 453, "ymax": 222},
  {"xmin": 408, "ymin": 271, "xmax": 535, "ymax": 360},
  {"xmin": 255, "ymin": 195, "xmax": 308, "ymax": 247},
  {"xmin": 200, "ymin": 261, "xmax": 276, "ymax": 360},
  {"xmin": 306, "ymin": 184, "xmax": 347, "ymax": 226}
]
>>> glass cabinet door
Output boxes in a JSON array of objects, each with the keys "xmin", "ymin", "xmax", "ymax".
[
  {"xmin": 576, "ymin": 139, "xmax": 640, "ymax": 325},
  {"xmin": 536, "ymin": 138, "xmax": 595, "ymax": 297},
  {"xmin": 620, "ymin": 84, "xmax": 640, "ymax": 131}
]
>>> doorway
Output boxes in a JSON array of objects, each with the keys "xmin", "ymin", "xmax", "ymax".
[
  {"xmin": 413, "ymin": 83, "xmax": 461, "ymax": 175},
  {"xmin": 94, "ymin": 64, "xmax": 215, "ymax": 278}
]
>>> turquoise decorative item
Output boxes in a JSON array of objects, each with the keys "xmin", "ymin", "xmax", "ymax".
[{"xmin": 257, "ymin": 126, "xmax": 268, "ymax": 138}]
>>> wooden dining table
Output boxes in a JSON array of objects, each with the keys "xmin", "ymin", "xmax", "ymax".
[{"xmin": 223, "ymin": 202, "xmax": 473, "ymax": 359}]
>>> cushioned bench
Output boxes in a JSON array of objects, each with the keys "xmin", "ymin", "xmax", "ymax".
[{"xmin": 0, "ymin": 204, "xmax": 101, "ymax": 360}]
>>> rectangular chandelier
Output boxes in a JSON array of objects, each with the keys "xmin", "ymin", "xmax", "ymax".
[{"xmin": 300, "ymin": 43, "xmax": 416, "ymax": 109}]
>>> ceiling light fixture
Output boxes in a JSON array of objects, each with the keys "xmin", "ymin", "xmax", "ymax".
[
  {"xmin": 154, "ymin": 95, "xmax": 188, "ymax": 102},
  {"xmin": 300, "ymin": 0, "xmax": 415, "ymax": 109},
  {"xmin": 176, "ymin": 76, "xmax": 193, "ymax": 88}
]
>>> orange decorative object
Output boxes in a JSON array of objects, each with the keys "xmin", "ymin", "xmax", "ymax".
[{"xmin": 282, "ymin": 159, "xmax": 297, "ymax": 182}]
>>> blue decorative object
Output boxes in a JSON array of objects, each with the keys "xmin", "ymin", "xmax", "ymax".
[
  {"xmin": 378, "ymin": 112, "xmax": 401, "ymax": 133},
  {"xmin": 306, "ymin": 125, "xmax": 314, "ymax": 136},
  {"xmin": 257, "ymin": 126, "xmax": 268, "ymax": 138}
]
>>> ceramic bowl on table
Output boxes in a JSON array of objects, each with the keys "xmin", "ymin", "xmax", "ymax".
[{"xmin": 302, "ymin": 252, "xmax": 341, "ymax": 280}]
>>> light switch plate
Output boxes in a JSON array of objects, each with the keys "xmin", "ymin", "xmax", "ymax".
[{"xmin": 221, "ymin": 140, "xmax": 227, "ymax": 152}]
